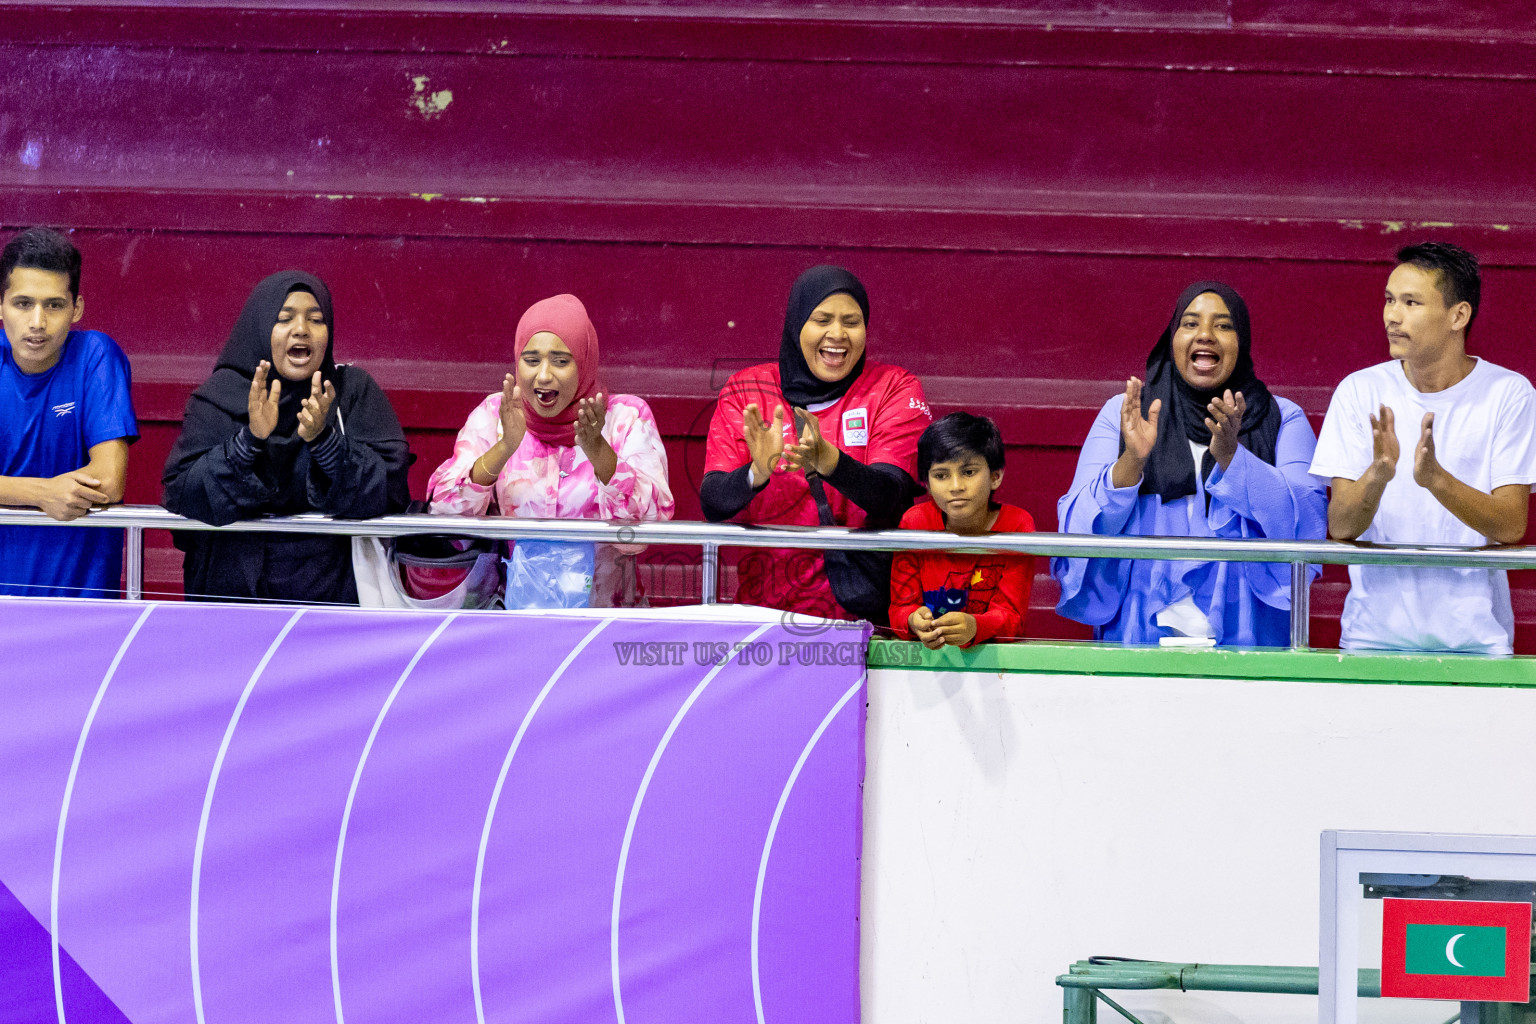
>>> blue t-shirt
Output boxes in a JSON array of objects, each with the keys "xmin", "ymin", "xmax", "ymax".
[{"xmin": 0, "ymin": 330, "xmax": 139, "ymax": 598}]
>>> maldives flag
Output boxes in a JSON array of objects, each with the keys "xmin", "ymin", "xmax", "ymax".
[{"xmin": 1381, "ymin": 898, "xmax": 1532, "ymax": 1002}]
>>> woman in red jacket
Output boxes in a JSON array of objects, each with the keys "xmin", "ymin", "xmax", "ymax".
[{"xmin": 701, "ymin": 265, "xmax": 930, "ymax": 624}]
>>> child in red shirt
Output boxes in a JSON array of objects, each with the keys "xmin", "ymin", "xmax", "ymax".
[{"xmin": 890, "ymin": 412, "xmax": 1035, "ymax": 648}]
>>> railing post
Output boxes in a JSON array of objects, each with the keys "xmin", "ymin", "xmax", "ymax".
[
  {"xmin": 1289, "ymin": 559, "xmax": 1310, "ymax": 650},
  {"xmin": 700, "ymin": 542, "xmax": 718, "ymax": 605},
  {"xmin": 126, "ymin": 526, "xmax": 144, "ymax": 601},
  {"xmin": 1062, "ymin": 986, "xmax": 1097, "ymax": 1024}
]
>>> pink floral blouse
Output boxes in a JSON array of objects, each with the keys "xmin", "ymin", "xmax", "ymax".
[{"xmin": 427, "ymin": 392, "xmax": 674, "ymax": 604}]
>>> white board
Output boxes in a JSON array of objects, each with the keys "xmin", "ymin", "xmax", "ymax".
[{"xmin": 862, "ymin": 669, "xmax": 1536, "ymax": 1024}]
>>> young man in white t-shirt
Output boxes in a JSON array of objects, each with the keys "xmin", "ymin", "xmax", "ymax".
[{"xmin": 1310, "ymin": 242, "xmax": 1536, "ymax": 655}]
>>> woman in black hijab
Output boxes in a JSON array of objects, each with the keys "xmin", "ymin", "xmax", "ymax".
[
  {"xmin": 1135, "ymin": 281, "xmax": 1280, "ymax": 501},
  {"xmin": 700, "ymin": 265, "xmax": 931, "ymax": 623},
  {"xmin": 1052, "ymin": 281, "xmax": 1327, "ymax": 646},
  {"xmin": 162, "ymin": 270, "xmax": 412, "ymax": 603}
]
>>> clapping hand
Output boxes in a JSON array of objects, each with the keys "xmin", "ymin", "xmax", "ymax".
[
  {"xmin": 784, "ymin": 408, "xmax": 840, "ymax": 478},
  {"xmin": 1412, "ymin": 411, "xmax": 1440, "ymax": 489},
  {"xmin": 1111, "ymin": 376, "xmax": 1163, "ymax": 488},
  {"xmin": 1120, "ymin": 377, "xmax": 1162, "ymax": 460},
  {"xmin": 469, "ymin": 374, "xmax": 526, "ymax": 486},
  {"xmin": 1369, "ymin": 403, "xmax": 1400, "ymax": 482},
  {"xmin": 574, "ymin": 392, "xmax": 609, "ymax": 456},
  {"xmin": 297, "ymin": 372, "xmax": 336, "ymax": 443},
  {"xmin": 743, "ymin": 402, "xmax": 787, "ymax": 487},
  {"xmin": 498, "ymin": 374, "xmax": 527, "ymax": 449},
  {"xmin": 1205, "ymin": 389, "xmax": 1246, "ymax": 471},
  {"xmin": 248, "ymin": 361, "xmax": 282, "ymax": 440}
]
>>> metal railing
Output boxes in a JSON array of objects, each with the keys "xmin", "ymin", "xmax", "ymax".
[
  {"xmin": 1056, "ymin": 958, "xmax": 1390, "ymax": 1024},
  {"xmin": 7, "ymin": 503, "xmax": 1536, "ymax": 650}
]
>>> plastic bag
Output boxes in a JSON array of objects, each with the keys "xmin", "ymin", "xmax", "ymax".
[{"xmin": 504, "ymin": 540, "xmax": 596, "ymax": 610}]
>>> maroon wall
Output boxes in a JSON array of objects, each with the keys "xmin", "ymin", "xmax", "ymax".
[{"xmin": 3, "ymin": 0, "xmax": 1534, "ymax": 640}]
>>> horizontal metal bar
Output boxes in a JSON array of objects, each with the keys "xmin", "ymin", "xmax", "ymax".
[
  {"xmin": 6, "ymin": 504, "xmax": 1536, "ymax": 571},
  {"xmin": 1057, "ymin": 961, "xmax": 1382, "ymax": 998}
]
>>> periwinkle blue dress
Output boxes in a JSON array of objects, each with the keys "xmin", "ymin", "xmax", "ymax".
[{"xmin": 1053, "ymin": 393, "xmax": 1327, "ymax": 646}]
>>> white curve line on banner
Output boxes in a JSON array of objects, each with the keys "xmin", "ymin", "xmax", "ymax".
[
  {"xmin": 751, "ymin": 672, "xmax": 865, "ymax": 1024},
  {"xmin": 51, "ymin": 605, "xmax": 155, "ymax": 1024},
  {"xmin": 611, "ymin": 623, "xmax": 776, "ymax": 1024},
  {"xmin": 471, "ymin": 617, "xmax": 614, "ymax": 1024},
  {"xmin": 190, "ymin": 609, "xmax": 304, "ymax": 1024},
  {"xmin": 330, "ymin": 614, "xmax": 458, "ymax": 1024}
]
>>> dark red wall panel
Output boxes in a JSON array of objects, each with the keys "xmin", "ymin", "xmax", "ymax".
[
  {"xmin": 38, "ymin": 231, "xmax": 1536, "ymax": 397},
  {"xmin": 5, "ymin": 45, "xmax": 1535, "ymax": 227}
]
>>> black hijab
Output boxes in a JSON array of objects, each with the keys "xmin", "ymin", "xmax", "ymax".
[
  {"xmin": 1137, "ymin": 281, "xmax": 1281, "ymax": 503},
  {"xmin": 203, "ymin": 270, "xmax": 337, "ymax": 435},
  {"xmin": 778, "ymin": 265, "xmax": 871, "ymax": 408},
  {"xmin": 164, "ymin": 269, "xmax": 410, "ymax": 516}
]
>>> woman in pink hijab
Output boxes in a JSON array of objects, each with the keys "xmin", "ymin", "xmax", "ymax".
[{"xmin": 427, "ymin": 294, "xmax": 674, "ymax": 605}]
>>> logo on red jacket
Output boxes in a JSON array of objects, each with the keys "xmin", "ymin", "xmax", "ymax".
[{"xmin": 842, "ymin": 408, "xmax": 869, "ymax": 447}]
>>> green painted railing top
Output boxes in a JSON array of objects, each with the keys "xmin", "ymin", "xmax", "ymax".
[
  {"xmin": 1056, "ymin": 958, "xmax": 1382, "ymax": 998},
  {"xmin": 866, "ymin": 639, "xmax": 1536, "ymax": 688}
]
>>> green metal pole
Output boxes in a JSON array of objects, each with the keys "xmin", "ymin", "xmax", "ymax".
[{"xmin": 1063, "ymin": 985, "xmax": 1097, "ymax": 1024}]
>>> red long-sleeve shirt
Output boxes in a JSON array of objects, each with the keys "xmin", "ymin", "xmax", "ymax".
[
  {"xmin": 703, "ymin": 360, "xmax": 930, "ymax": 619},
  {"xmin": 889, "ymin": 501, "xmax": 1036, "ymax": 646}
]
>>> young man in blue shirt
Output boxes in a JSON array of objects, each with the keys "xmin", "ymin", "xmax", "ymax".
[{"xmin": 0, "ymin": 227, "xmax": 138, "ymax": 598}]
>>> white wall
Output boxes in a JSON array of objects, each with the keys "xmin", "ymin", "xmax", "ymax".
[{"xmin": 862, "ymin": 669, "xmax": 1536, "ymax": 1024}]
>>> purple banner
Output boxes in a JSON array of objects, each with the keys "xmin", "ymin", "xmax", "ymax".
[{"xmin": 0, "ymin": 600, "xmax": 867, "ymax": 1024}]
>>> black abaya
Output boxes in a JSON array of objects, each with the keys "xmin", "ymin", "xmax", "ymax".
[{"xmin": 162, "ymin": 271, "xmax": 412, "ymax": 604}]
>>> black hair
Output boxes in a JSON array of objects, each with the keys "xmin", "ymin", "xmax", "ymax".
[
  {"xmin": 1, "ymin": 227, "xmax": 82, "ymax": 298},
  {"xmin": 1395, "ymin": 241, "xmax": 1480, "ymax": 338},
  {"xmin": 918, "ymin": 411, "xmax": 1005, "ymax": 479}
]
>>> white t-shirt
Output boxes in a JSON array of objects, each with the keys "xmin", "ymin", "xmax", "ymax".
[{"xmin": 1310, "ymin": 358, "xmax": 1536, "ymax": 655}]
